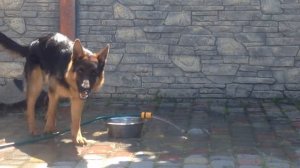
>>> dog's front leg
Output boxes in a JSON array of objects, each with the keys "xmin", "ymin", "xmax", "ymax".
[{"xmin": 70, "ymin": 98, "xmax": 87, "ymax": 145}]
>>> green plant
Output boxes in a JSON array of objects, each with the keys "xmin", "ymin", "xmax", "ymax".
[
  {"xmin": 271, "ymin": 97, "xmax": 282, "ymax": 105},
  {"xmin": 153, "ymin": 90, "xmax": 162, "ymax": 105}
]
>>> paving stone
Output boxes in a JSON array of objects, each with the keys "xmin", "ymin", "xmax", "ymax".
[
  {"xmin": 129, "ymin": 161, "xmax": 154, "ymax": 168},
  {"xmin": 210, "ymin": 160, "xmax": 235, "ymax": 168},
  {"xmin": 184, "ymin": 155, "xmax": 209, "ymax": 165},
  {"xmin": 236, "ymin": 154, "xmax": 262, "ymax": 166},
  {"xmin": 183, "ymin": 164, "xmax": 209, "ymax": 168}
]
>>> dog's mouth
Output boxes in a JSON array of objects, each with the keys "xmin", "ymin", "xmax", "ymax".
[{"xmin": 79, "ymin": 90, "xmax": 89, "ymax": 100}]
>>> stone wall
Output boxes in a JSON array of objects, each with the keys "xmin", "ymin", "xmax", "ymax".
[
  {"xmin": 0, "ymin": 0, "xmax": 59, "ymax": 103},
  {"xmin": 2, "ymin": 0, "xmax": 300, "ymax": 103},
  {"xmin": 78, "ymin": 0, "xmax": 300, "ymax": 98},
  {"xmin": 78, "ymin": 0, "xmax": 300, "ymax": 99}
]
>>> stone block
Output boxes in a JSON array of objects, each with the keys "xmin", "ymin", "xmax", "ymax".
[
  {"xmin": 219, "ymin": 11, "xmax": 261, "ymax": 20},
  {"xmin": 183, "ymin": 26, "xmax": 211, "ymax": 35},
  {"xmin": 159, "ymin": 0, "xmax": 182, "ymax": 5},
  {"xmin": 202, "ymin": 64, "xmax": 239, "ymax": 75},
  {"xmin": 261, "ymin": 0, "xmax": 282, "ymax": 14},
  {"xmin": 243, "ymin": 26, "xmax": 278, "ymax": 33},
  {"xmin": 207, "ymin": 26, "xmax": 242, "ymax": 33},
  {"xmin": 251, "ymin": 91, "xmax": 283, "ymax": 98},
  {"xmin": 157, "ymin": 89, "xmax": 198, "ymax": 98},
  {"xmin": 253, "ymin": 84, "xmax": 270, "ymax": 91},
  {"xmin": 4, "ymin": 18, "xmax": 26, "ymax": 34},
  {"xmin": 80, "ymin": 34, "xmax": 112, "ymax": 42},
  {"xmin": 118, "ymin": 64, "xmax": 152, "ymax": 73},
  {"xmin": 183, "ymin": 6, "xmax": 224, "ymax": 11},
  {"xmin": 146, "ymin": 44, "xmax": 169, "ymax": 54},
  {"xmin": 80, "ymin": 0, "xmax": 115, "ymax": 5},
  {"xmin": 239, "ymin": 65, "xmax": 268, "ymax": 72},
  {"xmin": 258, "ymin": 71, "xmax": 273, "ymax": 78},
  {"xmin": 153, "ymin": 68, "xmax": 184, "ymax": 76},
  {"xmin": 26, "ymin": 18, "xmax": 59, "ymax": 26},
  {"xmin": 169, "ymin": 46, "xmax": 195, "ymax": 55},
  {"xmin": 113, "ymin": 3, "xmax": 135, "ymax": 19},
  {"xmin": 266, "ymin": 37, "xmax": 300, "ymax": 45},
  {"xmin": 247, "ymin": 46, "xmax": 299, "ymax": 57},
  {"xmin": 115, "ymin": 27, "xmax": 145, "ymax": 42},
  {"xmin": 223, "ymin": 0, "xmax": 251, "ymax": 5},
  {"xmin": 126, "ymin": 43, "xmax": 147, "ymax": 54},
  {"xmin": 136, "ymin": 11, "xmax": 167, "ymax": 19},
  {"xmin": 107, "ymin": 54, "xmax": 123, "ymax": 65},
  {"xmin": 279, "ymin": 21, "xmax": 300, "ymax": 37},
  {"xmin": 80, "ymin": 11, "xmax": 113, "ymax": 19},
  {"xmin": 285, "ymin": 91, "xmax": 300, "ymax": 98},
  {"xmin": 0, "ymin": 62, "xmax": 23, "ymax": 78},
  {"xmin": 171, "ymin": 56, "xmax": 201, "ymax": 72},
  {"xmin": 143, "ymin": 26, "xmax": 184, "ymax": 33},
  {"xmin": 0, "ymin": 78, "xmax": 25, "ymax": 104},
  {"xmin": 249, "ymin": 56, "xmax": 294, "ymax": 67},
  {"xmin": 165, "ymin": 12, "xmax": 191, "ymax": 26},
  {"xmin": 235, "ymin": 33, "xmax": 265, "ymax": 43},
  {"xmin": 226, "ymin": 84, "xmax": 252, "ymax": 97},
  {"xmin": 122, "ymin": 54, "xmax": 171, "ymax": 64},
  {"xmin": 0, "ymin": 0, "xmax": 23, "ymax": 10},
  {"xmin": 223, "ymin": 56, "xmax": 249, "ymax": 64},
  {"xmin": 142, "ymin": 76, "xmax": 175, "ymax": 83},
  {"xmin": 105, "ymin": 72, "xmax": 141, "ymax": 87},
  {"xmin": 179, "ymin": 35, "xmax": 215, "ymax": 46},
  {"xmin": 207, "ymin": 76, "xmax": 234, "ymax": 84},
  {"xmin": 282, "ymin": 68, "xmax": 300, "ymax": 83},
  {"xmin": 102, "ymin": 20, "xmax": 134, "ymax": 26},
  {"xmin": 119, "ymin": 0, "xmax": 155, "ymax": 5},
  {"xmin": 234, "ymin": 77, "xmax": 275, "ymax": 84},
  {"xmin": 193, "ymin": 15, "xmax": 218, "ymax": 22},
  {"xmin": 217, "ymin": 38, "xmax": 247, "ymax": 56}
]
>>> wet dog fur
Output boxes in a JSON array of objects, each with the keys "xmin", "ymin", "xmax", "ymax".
[{"xmin": 0, "ymin": 32, "xmax": 109, "ymax": 145}]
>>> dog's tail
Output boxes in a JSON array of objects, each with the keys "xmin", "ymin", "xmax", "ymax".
[{"xmin": 0, "ymin": 32, "xmax": 29, "ymax": 57}]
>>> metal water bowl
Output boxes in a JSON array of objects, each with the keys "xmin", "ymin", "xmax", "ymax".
[{"xmin": 106, "ymin": 117, "xmax": 144, "ymax": 138}]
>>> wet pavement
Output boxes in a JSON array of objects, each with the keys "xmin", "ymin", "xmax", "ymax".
[{"xmin": 0, "ymin": 98, "xmax": 300, "ymax": 167}]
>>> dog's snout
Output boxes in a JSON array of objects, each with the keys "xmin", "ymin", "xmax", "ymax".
[{"xmin": 81, "ymin": 80, "xmax": 90, "ymax": 89}]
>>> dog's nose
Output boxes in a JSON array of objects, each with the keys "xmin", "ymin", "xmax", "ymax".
[{"xmin": 81, "ymin": 80, "xmax": 90, "ymax": 89}]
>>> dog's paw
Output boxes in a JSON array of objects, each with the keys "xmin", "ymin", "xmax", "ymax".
[
  {"xmin": 29, "ymin": 127, "xmax": 38, "ymax": 136},
  {"xmin": 43, "ymin": 124, "xmax": 56, "ymax": 133},
  {"xmin": 73, "ymin": 136, "xmax": 87, "ymax": 146}
]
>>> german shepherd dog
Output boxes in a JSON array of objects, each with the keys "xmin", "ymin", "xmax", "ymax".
[{"xmin": 0, "ymin": 32, "xmax": 109, "ymax": 145}]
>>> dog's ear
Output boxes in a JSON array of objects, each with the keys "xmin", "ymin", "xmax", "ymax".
[
  {"xmin": 73, "ymin": 39, "xmax": 85, "ymax": 60},
  {"xmin": 97, "ymin": 44, "xmax": 110, "ymax": 63}
]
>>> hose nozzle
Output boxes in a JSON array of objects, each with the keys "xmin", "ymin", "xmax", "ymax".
[{"xmin": 141, "ymin": 112, "xmax": 152, "ymax": 119}]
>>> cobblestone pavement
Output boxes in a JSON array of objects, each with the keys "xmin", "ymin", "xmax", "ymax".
[{"xmin": 1, "ymin": 98, "xmax": 300, "ymax": 168}]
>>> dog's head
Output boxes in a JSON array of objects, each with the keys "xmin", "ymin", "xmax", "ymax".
[{"xmin": 71, "ymin": 39, "xmax": 109, "ymax": 100}]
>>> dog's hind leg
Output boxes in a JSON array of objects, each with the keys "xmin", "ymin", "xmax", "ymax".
[
  {"xmin": 26, "ymin": 67, "xmax": 43, "ymax": 135},
  {"xmin": 44, "ymin": 90, "xmax": 59, "ymax": 133}
]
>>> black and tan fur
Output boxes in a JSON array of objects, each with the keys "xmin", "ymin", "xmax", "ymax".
[{"xmin": 0, "ymin": 32, "xmax": 109, "ymax": 145}]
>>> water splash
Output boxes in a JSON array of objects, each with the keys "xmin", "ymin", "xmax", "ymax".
[
  {"xmin": 152, "ymin": 115, "xmax": 186, "ymax": 134},
  {"xmin": 151, "ymin": 116, "xmax": 210, "ymax": 138}
]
